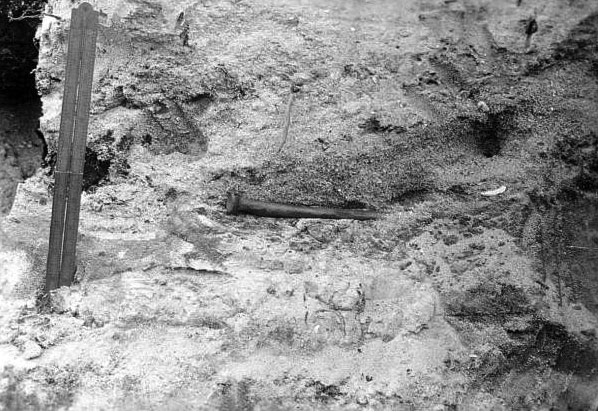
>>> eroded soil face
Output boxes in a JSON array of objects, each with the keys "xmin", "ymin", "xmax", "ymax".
[{"xmin": 1, "ymin": 0, "xmax": 598, "ymax": 410}]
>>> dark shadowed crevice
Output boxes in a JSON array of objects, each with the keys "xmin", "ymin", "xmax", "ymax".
[
  {"xmin": 469, "ymin": 111, "xmax": 514, "ymax": 158},
  {"xmin": 82, "ymin": 148, "xmax": 112, "ymax": 191},
  {"xmin": 0, "ymin": 15, "xmax": 39, "ymax": 97},
  {"xmin": 0, "ymin": 12, "xmax": 45, "ymax": 214}
]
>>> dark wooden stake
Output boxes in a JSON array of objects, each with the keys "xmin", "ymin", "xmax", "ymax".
[
  {"xmin": 226, "ymin": 193, "xmax": 379, "ymax": 220},
  {"xmin": 46, "ymin": 3, "xmax": 99, "ymax": 292}
]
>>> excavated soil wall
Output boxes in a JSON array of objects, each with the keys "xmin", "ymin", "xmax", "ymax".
[{"xmin": 0, "ymin": 0, "xmax": 597, "ymax": 409}]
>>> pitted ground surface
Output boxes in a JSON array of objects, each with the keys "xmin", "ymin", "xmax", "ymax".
[{"xmin": 1, "ymin": 0, "xmax": 598, "ymax": 410}]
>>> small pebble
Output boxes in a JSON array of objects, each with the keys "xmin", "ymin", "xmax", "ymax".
[
  {"xmin": 356, "ymin": 392, "xmax": 368, "ymax": 405},
  {"xmin": 284, "ymin": 260, "xmax": 306, "ymax": 274},
  {"xmin": 399, "ymin": 260, "xmax": 413, "ymax": 270},
  {"xmin": 22, "ymin": 340, "xmax": 43, "ymax": 360},
  {"xmin": 83, "ymin": 315, "xmax": 95, "ymax": 327},
  {"xmin": 469, "ymin": 242, "xmax": 485, "ymax": 251}
]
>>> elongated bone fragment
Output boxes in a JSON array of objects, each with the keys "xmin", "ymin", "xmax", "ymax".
[
  {"xmin": 481, "ymin": 185, "xmax": 507, "ymax": 196},
  {"xmin": 226, "ymin": 193, "xmax": 379, "ymax": 220}
]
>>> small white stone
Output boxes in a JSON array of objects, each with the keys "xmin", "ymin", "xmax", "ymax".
[
  {"xmin": 477, "ymin": 101, "xmax": 489, "ymax": 113},
  {"xmin": 22, "ymin": 340, "xmax": 43, "ymax": 360},
  {"xmin": 356, "ymin": 391, "xmax": 369, "ymax": 405}
]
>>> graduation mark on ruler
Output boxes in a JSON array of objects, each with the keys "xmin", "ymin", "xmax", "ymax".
[{"xmin": 46, "ymin": 3, "xmax": 99, "ymax": 291}]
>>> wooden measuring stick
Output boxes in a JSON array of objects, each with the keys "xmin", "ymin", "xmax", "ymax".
[
  {"xmin": 46, "ymin": 3, "xmax": 99, "ymax": 291},
  {"xmin": 59, "ymin": 4, "xmax": 99, "ymax": 287},
  {"xmin": 46, "ymin": 5, "xmax": 85, "ymax": 292}
]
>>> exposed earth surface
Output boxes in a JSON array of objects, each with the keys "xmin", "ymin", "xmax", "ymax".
[{"xmin": 1, "ymin": 0, "xmax": 598, "ymax": 410}]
